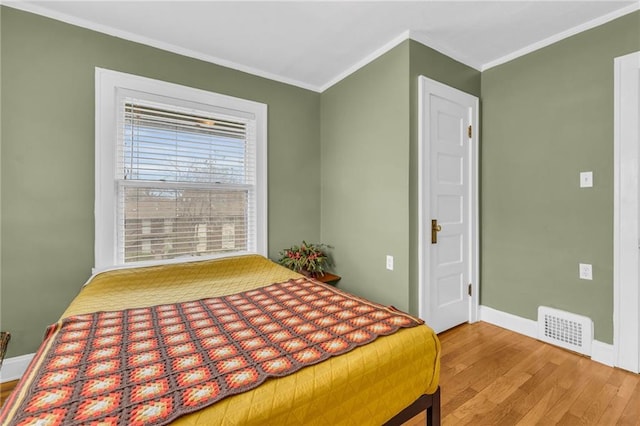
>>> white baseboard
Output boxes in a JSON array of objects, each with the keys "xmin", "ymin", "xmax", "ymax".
[
  {"xmin": 479, "ymin": 305, "xmax": 537, "ymax": 339},
  {"xmin": 478, "ymin": 305, "xmax": 615, "ymax": 367},
  {"xmin": 1, "ymin": 353, "xmax": 34, "ymax": 383},
  {"xmin": 591, "ymin": 340, "xmax": 615, "ymax": 367}
]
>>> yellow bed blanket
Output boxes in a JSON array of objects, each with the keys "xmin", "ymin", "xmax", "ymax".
[{"xmin": 8, "ymin": 255, "xmax": 440, "ymax": 425}]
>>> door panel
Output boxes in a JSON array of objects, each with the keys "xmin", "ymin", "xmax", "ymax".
[
  {"xmin": 437, "ymin": 273, "xmax": 464, "ymax": 305},
  {"xmin": 437, "ymin": 195, "xmax": 463, "ymax": 224},
  {"xmin": 436, "ymin": 154, "xmax": 463, "ymax": 184},
  {"xmin": 437, "ymin": 234, "xmax": 463, "ymax": 265}
]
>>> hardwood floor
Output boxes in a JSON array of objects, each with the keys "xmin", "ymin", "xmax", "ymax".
[
  {"xmin": 1, "ymin": 379, "xmax": 18, "ymax": 408},
  {"xmin": 433, "ymin": 322, "xmax": 640, "ymax": 425},
  {"xmin": 2, "ymin": 322, "xmax": 639, "ymax": 425}
]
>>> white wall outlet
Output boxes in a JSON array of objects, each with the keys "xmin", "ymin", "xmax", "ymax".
[
  {"xmin": 580, "ymin": 171, "xmax": 593, "ymax": 188},
  {"xmin": 386, "ymin": 255, "xmax": 394, "ymax": 271},
  {"xmin": 579, "ymin": 263, "xmax": 593, "ymax": 280}
]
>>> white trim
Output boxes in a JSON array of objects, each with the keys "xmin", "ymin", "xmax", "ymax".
[
  {"xmin": 3, "ymin": 1, "xmax": 320, "ymax": 92},
  {"xmin": 482, "ymin": 3, "xmax": 640, "ymax": 71},
  {"xmin": 479, "ymin": 306, "xmax": 615, "ymax": 367},
  {"xmin": 418, "ymin": 76, "xmax": 479, "ymax": 330},
  {"xmin": 592, "ymin": 341, "xmax": 615, "ymax": 367},
  {"xmin": 470, "ymin": 94, "xmax": 480, "ymax": 326},
  {"xmin": 5, "ymin": 1, "xmax": 638, "ymax": 92},
  {"xmin": 1, "ymin": 1, "xmax": 467, "ymax": 92},
  {"xmin": 613, "ymin": 51, "xmax": 640, "ymax": 374},
  {"xmin": 95, "ymin": 68, "xmax": 268, "ymax": 272},
  {"xmin": 319, "ymin": 31, "xmax": 411, "ymax": 92},
  {"xmin": 479, "ymin": 305, "xmax": 537, "ymax": 339},
  {"xmin": 418, "ymin": 79, "xmax": 427, "ymax": 322},
  {"xmin": 409, "ymin": 31, "xmax": 482, "ymax": 71},
  {"xmin": 0, "ymin": 353, "xmax": 34, "ymax": 383}
]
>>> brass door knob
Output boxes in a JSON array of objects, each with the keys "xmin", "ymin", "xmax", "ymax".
[{"xmin": 431, "ymin": 219, "xmax": 442, "ymax": 244}]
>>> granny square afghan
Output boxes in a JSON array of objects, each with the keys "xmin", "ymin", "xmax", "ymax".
[{"xmin": 1, "ymin": 277, "xmax": 423, "ymax": 426}]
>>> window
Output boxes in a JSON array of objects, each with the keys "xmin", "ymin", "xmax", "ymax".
[{"xmin": 95, "ymin": 69, "xmax": 267, "ymax": 271}]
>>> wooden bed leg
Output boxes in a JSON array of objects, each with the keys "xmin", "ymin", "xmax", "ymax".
[
  {"xmin": 426, "ymin": 387, "xmax": 441, "ymax": 426},
  {"xmin": 382, "ymin": 387, "xmax": 441, "ymax": 426}
]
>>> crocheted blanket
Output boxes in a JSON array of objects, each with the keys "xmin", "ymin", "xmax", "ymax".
[{"xmin": 2, "ymin": 277, "xmax": 423, "ymax": 426}]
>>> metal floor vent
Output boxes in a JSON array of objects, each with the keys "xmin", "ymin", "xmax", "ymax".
[{"xmin": 537, "ymin": 306, "xmax": 593, "ymax": 356}]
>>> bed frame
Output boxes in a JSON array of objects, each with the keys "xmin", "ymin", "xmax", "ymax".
[{"xmin": 384, "ymin": 387, "xmax": 441, "ymax": 426}]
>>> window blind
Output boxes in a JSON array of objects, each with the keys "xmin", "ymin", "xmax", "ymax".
[{"xmin": 116, "ymin": 99, "xmax": 257, "ymax": 264}]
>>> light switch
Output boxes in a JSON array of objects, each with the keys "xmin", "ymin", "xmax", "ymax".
[{"xmin": 580, "ymin": 171, "xmax": 593, "ymax": 188}]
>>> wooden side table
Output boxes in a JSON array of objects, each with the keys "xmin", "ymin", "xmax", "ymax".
[
  {"xmin": 314, "ymin": 272, "xmax": 341, "ymax": 285},
  {"xmin": 0, "ymin": 332, "xmax": 10, "ymax": 369}
]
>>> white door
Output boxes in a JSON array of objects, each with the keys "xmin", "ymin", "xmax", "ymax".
[{"xmin": 418, "ymin": 76, "xmax": 479, "ymax": 334}]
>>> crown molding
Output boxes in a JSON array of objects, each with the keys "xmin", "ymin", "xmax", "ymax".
[
  {"xmin": 319, "ymin": 30, "xmax": 411, "ymax": 92},
  {"xmin": 3, "ymin": 1, "xmax": 639, "ymax": 92},
  {"xmin": 1, "ymin": 1, "xmax": 323, "ymax": 92},
  {"xmin": 409, "ymin": 31, "xmax": 483, "ymax": 72},
  {"xmin": 482, "ymin": 2, "xmax": 640, "ymax": 71}
]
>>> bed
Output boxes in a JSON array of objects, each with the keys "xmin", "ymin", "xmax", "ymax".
[{"xmin": 0, "ymin": 255, "xmax": 441, "ymax": 425}]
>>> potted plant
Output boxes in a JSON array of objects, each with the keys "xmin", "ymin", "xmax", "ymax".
[{"xmin": 278, "ymin": 241, "xmax": 333, "ymax": 277}]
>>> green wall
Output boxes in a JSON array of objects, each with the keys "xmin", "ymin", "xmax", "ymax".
[
  {"xmin": 0, "ymin": 7, "xmax": 321, "ymax": 357},
  {"xmin": 2, "ymin": 4, "xmax": 639, "ymax": 359},
  {"xmin": 321, "ymin": 41, "xmax": 411, "ymax": 310},
  {"xmin": 320, "ymin": 40, "xmax": 480, "ymax": 313},
  {"xmin": 481, "ymin": 11, "xmax": 640, "ymax": 343}
]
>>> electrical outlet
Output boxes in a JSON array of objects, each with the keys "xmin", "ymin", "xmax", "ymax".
[
  {"xmin": 386, "ymin": 255, "xmax": 394, "ymax": 271},
  {"xmin": 579, "ymin": 263, "xmax": 593, "ymax": 280}
]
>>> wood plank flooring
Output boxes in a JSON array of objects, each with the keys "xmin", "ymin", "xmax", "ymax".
[
  {"xmin": 2, "ymin": 322, "xmax": 639, "ymax": 425},
  {"xmin": 432, "ymin": 322, "xmax": 640, "ymax": 425},
  {"xmin": 1, "ymin": 380, "xmax": 18, "ymax": 408}
]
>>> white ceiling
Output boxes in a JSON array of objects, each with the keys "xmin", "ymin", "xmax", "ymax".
[{"xmin": 6, "ymin": 1, "xmax": 640, "ymax": 92}]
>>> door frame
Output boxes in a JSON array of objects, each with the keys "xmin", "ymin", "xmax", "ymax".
[
  {"xmin": 613, "ymin": 51, "xmax": 640, "ymax": 373},
  {"xmin": 417, "ymin": 76, "xmax": 479, "ymax": 326}
]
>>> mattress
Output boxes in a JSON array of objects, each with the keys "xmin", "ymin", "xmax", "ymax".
[{"xmin": 4, "ymin": 255, "xmax": 440, "ymax": 425}]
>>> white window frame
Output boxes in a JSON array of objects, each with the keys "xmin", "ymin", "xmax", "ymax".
[{"xmin": 95, "ymin": 68, "xmax": 267, "ymax": 272}]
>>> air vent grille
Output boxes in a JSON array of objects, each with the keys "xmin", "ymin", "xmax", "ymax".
[{"xmin": 537, "ymin": 306, "xmax": 593, "ymax": 356}]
